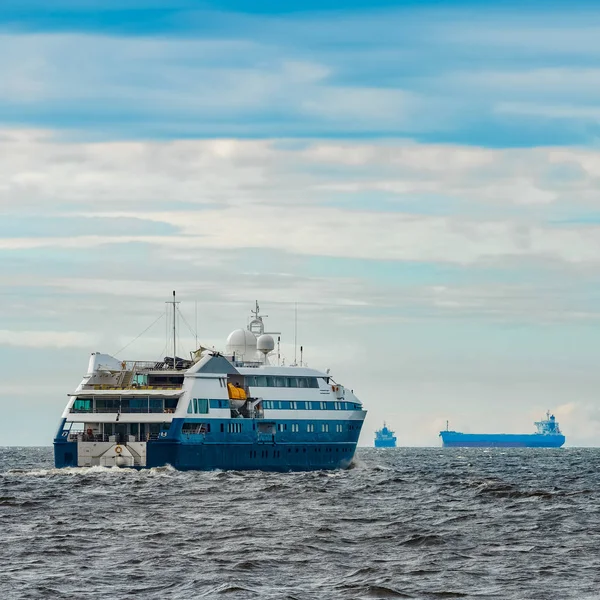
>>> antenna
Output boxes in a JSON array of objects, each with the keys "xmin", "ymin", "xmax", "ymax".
[
  {"xmin": 294, "ymin": 303, "xmax": 298, "ymax": 366},
  {"xmin": 277, "ymin": 336, "xmax": 281, "ymax": 366},
  {"xmin": 251, "ymin": 301, "xmax": 260, "ymax": 320},
  {"xmin": 195, "ymin": 300, "xmax": 198, "ymax": 349},
  {"xmin": 300, "ymin": 345, "xmax": 303, "ymax": 367},
  {"xmin": 446, "ymin": 420, "xmax": 449, "ymax": 431},
  {"xmin": 166, "ymin": 290, "xmax": 180, "ymax": 367}
]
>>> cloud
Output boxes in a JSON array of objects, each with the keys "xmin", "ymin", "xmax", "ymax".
[
  {"xmin": 2, "ymin": 131, "xmax": 600, "ymax": 268},
  {"xmin": 3, "ymin": 5, "xmax": 600, "ymax": 143},
  {"xmin": 0, "ymin": 329, "xmax": 99, "ymax": 348}
]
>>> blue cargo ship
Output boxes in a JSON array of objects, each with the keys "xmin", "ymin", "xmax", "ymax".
[
  {"xmin": 54, "ymin": 298, "xmax": 366, "ymax": 471},
  {"xmin": 374, "ymin": 423, "xmax": 397, "ymax": 448},
  {"xmin": 440, "ymin": 412, "xmax": 565, "ymax": 448}
]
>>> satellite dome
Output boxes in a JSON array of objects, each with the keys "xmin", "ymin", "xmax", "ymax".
[
  {"xmin": 226, "ymin": 329, "xmax": 257, "ymax": 360},
  {"xmin": 257, "ymin": 334, "xmax": 275, "ymax": 355}
]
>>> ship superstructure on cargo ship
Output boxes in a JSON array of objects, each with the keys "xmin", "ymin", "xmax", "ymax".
[
  {"xmin": 54, "ymin": 296, "xmax": 366, "ymax": 471},
  {"xmin": 439, "ymin": 412, "xmax": 565, "ymax": 448},
  {"xmin": 374, "ymin": 423, "xmax": 397, "ymax": 448}
]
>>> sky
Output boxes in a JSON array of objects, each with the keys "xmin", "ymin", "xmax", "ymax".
[{"xmin": 2, "ymin": 0, "xmax": 600, "ymax": 446}]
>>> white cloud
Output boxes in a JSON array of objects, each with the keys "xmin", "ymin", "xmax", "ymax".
[
  {"xmin": 0, "ymin": 329, "xmax": 99, "ymax": 349},
  {"xmin": 3, "ymin": 132, "xmax": 600, "ymax": 267}
]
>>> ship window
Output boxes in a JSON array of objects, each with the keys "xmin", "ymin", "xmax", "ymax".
[
  {"xmin": 245, "ymin": 376, "xmax": 256, "ymax": 386},
  {"xmin": 254, "ymin": 375, "xmax": 268, "ymax": 386},
  {"xmin": 72, "ymin": 398, "xmax": 92, "ymax": 412},
  {"xmin": 182, "ymin": 422, "xmax": 204, "ymax": 434},
  {"xmin": 297, "ymin": 377, "xmax": 307, "ymax": 388},
  {"xmin": 127, "ymin": 398, "xmax": 148, "ymax": 413},
  {"xmin": 165, "ymin": 398, "xmax": 178, "ymax": 412},
  {"xmin": 322, "ymin": 424, "xmax": 329, "ymax": 432},
  {"xmin": 210, "ymin": 399, "xmax": 229, "ymax": 409},
  {"xmin": 287, "ymin": 377, "xmax": 298, "ymax": 387},
  {"xmin": 194, "ymin": 399, "xmax": 209, "ymax": 414},
  {"xmin": 266, "ymin": 377, "xmax": 276, "ymax": 387},
  {"xmin": 274, "ymin": 376, "xmax": 287, "ymax": 387},
  {"xmin": 308, "ymin": 378, "xmax": 319, "ymax": 389},
  {"xmin": 320, "ymin": 402, "xmax": 327, "ymax": 410},
  {"xmin": 149, "ymin": 398, "xmax": 163, "ymax": 413}
]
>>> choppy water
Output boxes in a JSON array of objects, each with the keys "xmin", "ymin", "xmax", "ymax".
[{"xmin": 1, "ymin": 447, "xmax": 599, "ymax": 600}]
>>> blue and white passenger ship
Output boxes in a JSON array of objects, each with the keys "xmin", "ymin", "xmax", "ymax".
[{"xmin": 54, "ymin": 299, "xmax": 366, "ymax": 471}]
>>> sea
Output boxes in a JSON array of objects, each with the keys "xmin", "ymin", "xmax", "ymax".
[{"xmin": 1, "ymin": 447, "xmax": 599, "ymax": 600}]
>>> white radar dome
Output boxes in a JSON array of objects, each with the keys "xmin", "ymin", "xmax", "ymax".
[
  {"xmin": 226, "ymin": 329, "xmax": 257, "ymax": 360},
  {"xmin": 257, "ymin": 334, "xmax": 275, "ymax": 355}
]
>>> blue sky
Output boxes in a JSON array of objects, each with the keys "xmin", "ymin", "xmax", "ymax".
[{"xmin": 2, "ymin": 0, "xmax": 600, "ymax": 446}]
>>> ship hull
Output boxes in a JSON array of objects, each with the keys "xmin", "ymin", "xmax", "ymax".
[
  {"xmin": 374, "ymin": 439, "xmax": 396, "ymax": 448},
  {"xmin": 440, "ymin": 432, "xmax": 565, "ymax": 448},
  {"xmin": 54, "ymin": 439, "xmax": 357, "ymax": 471}
]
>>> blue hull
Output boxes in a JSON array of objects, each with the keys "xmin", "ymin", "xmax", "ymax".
[
  {"xmin": 374, "ymin": 440, "xmax": 396, "ymax": 448},
  {"xmin": 54, "ymin": 416, "xmax": 363, "ymax": 471},
  {"xmin": 53, "ymin": 439, "xmax": 357, "ymax": 471},
  {"xmin": 148, "ymin": 441, "xmax": 356, "ymax": 471},
  {"xmin": 440, "ymin": 432, "xmax": 565, "ymax": 448}
]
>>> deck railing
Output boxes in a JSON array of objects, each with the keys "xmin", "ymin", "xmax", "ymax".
[
  {"xmin": 68, "ymin": 433, "xmax": 160, "ymax": 443},
  {"xmin": 70, "ymin": 407, "xmax": 176, "ymax": 414}
]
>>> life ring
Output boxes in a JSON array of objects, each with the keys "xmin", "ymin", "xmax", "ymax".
[
  {"xmin": 115, "ymin": 445, "xmax": 123, "ymax": 454},
  {"xmin": 86, "ymin": 428, "xmax": 93, "ymax": 436}
]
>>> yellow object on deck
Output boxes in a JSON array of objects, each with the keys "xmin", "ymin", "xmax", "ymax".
[{"xmin": 227, "ymin": 383, "xmax": 247, "ymax": 400}]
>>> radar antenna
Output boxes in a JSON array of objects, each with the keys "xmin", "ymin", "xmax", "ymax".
[{"xmin": 248, "ymin": 300, "xmax": 280, "ymax": 338}]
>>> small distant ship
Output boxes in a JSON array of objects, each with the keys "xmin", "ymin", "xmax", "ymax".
[
  {"xmin": 374, "ymin": 423, "xmax": 397, "ymax": 448},
  {"xmin": 439, "ymin": 411, "xmax": 565, "ymax": 448}
]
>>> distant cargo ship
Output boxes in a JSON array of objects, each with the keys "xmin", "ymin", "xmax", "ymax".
[
  {"xmin": 440, "ymin": 412, "xmax": 565, "ymax": 448},
  {"xmin": 374, "ymin": 423, "xmax": 397, "ymax": 448}
]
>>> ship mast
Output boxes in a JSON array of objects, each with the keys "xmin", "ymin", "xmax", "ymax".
[{"xmin": 166, "ymin": 290, "xmax": 180, "ymax": 366}]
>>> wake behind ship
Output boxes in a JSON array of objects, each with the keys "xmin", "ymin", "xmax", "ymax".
[
  {"xmin": 439, "ymin": 412, "xmax": 565, "ymax": 448},
  {"xmin": 54, "ymin": 298, "xmax": 366, "ymax": 471}
]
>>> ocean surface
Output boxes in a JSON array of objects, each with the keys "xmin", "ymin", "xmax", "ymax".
[{"xmin": 1, "ymin": 447, "xmax": 599, "ymax": 600}]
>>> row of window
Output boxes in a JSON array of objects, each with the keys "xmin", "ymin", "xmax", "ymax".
[
  {"xmin": 187, "ymin": 399, "xmax": 229, "ymax": 414},
  {"xmin": 185, "ymin": 398, "xmax": 362, "ymax": 413},
  {"xmin": 248, "ymin": 446, "xmax": 353, "ymax": 458},
  {"xmin": 262, "ymin": 400, "xmax": 361, "ymax": 411},
  {"xmin": 183, "ymin": 421, "xmax": 355, "ymax": 434},
  {"xmin": 245, "ymin": 376, "xmax": 321, "ymax": 389},
  {"xmin": 72, "ymin": 397, "xmax": 178, "ymax": 413}
]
